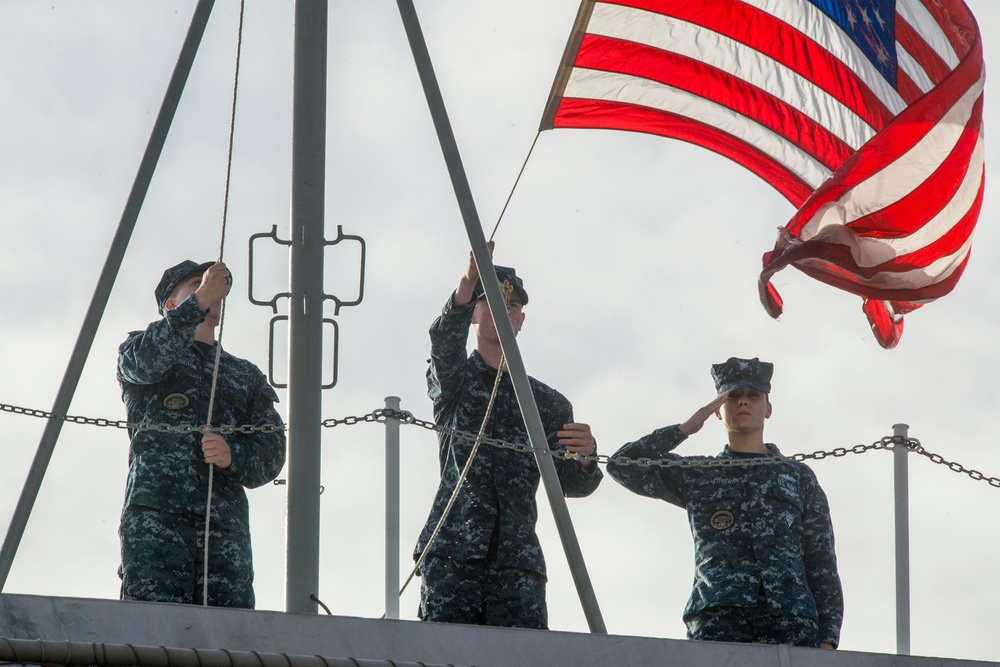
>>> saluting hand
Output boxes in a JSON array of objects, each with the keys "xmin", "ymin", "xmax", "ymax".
[
  {"xmin": 679, "ymin": 392, "xmax": 729, "ymax": 436},
  {"xmin": 201, "ymin": 432, "xmax": 232, "ymax": 469},
  {"xmin": 557, "ymin": 422, "xmax": 598, "ymax": 470}
]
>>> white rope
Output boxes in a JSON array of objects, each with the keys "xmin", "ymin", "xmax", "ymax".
[
  {"xmin": 488, "ymin": 131, "xmax": 539, "ymax": 242},
  {"xmin": 202, "ymin": 0, "xmax": 245, "ymax": 607},
  {"xmin": 397, "ymin": 357, "xmax": 507, "ymax": 601}
]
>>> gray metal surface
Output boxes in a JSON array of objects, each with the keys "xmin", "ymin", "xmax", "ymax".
[
  {"xmin": 0, "ymin": 638, "xmax": 463, "ymax": 667},
  {"xmin": 384, "ymin": 396, "xmax": 401, "ymax": 620},
  {"xmin": 285, "ymin": 0, "xmax": 328, "ymax": 615},
  {"xmin": 394, "ymin": 0, "xmax": 606, "ymax": 634},
  {"xmin": 0, "ymin": 0, "xmax": 216, "ymax": 592},
  {"xmin": 894, "ymin": 423, "xmax": 911, "ymax": 655},
  {"xmin": 0, "ymin": 594, "xmax": 995, "ymax": 667}
]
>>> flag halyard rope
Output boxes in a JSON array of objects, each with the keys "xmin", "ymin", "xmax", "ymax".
[
  {"xmin": 395, "ymin": 357, "xmax": 507, "ymax": 604},
  {"xmin": 202, "ymin": 0, "xmax": 246, "ymax": 608},
  {"xmin": 488, "ymin": 131, "xmax": 540, "ymax": 242}
]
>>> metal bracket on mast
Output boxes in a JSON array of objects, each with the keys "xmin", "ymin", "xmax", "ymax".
[{"xmin": 248, "ymin": 223, "xmax": 365, "ymax": 389}]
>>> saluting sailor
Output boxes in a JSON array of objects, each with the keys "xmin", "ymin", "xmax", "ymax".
[{"xmin": 608, "ymin": 357, "xmax": 843, "ymax": 648}]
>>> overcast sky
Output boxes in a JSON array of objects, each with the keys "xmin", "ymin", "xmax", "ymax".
[{"xmin": 1, "ymin": 0, "xmax": 998, "ymax": 662}]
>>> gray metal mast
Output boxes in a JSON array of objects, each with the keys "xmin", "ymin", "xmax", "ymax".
[
  {"xmin": 395, "ymin": 0, "xmax": 606, "ymax": 633},
  {"xmin": 893, "ymin": 423, "xmax": 911, "ymax": 655},
  {"xmin": 285, "ymin": 0, "xmax": 328, "ymax": 614},
  {"xmin": 0, "ymin": 0, "xmax": 216, "ymax": 591}
]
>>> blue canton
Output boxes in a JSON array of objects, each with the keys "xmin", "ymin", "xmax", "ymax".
[{"xmin": 808, "ymin": 0, "xmax": 898, "ymax": 86}]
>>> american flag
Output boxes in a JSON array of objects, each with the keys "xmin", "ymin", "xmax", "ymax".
[{"xmin": 541, "ymin": 0, "xmax": 984, "ymax": 348}]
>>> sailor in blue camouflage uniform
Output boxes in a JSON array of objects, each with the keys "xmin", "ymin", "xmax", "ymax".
[
  {"xmin": 117, "ymin": 259, "xmax": 286, "ymax": 608},
  {"xmin": 414, "ymin": 243, "xmax": 603, "ymax": 629},
  {"xmin": 608, "ymin": 357, "xmax": 843, "ymax": 648}
]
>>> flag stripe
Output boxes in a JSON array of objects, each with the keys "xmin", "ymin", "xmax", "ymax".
[
  {"xmin": 553, "ymin": 97, "xmax": 818, "ymax": 204},
  {"xmin": 742, "ymin": 0, "xmax": 908, "ymax": 112},
  {"xmin": 801, "ymin": 77, "xmax": 983, "ymax": 239},
  {"xmin": 574, "ymin": 34, "xmax": 856, "ymax": 169},
  {"xmin": 895, "ymin": 14, "xmax": 952, "ymax": 87},
  {"xmin": 588, "ymin": 2, "xmax": 881, "ymax": 145},
  {"xmin": 848, "ymin": 126, "xmax": 983, "ymax": 240},
  {"xmin": 908, "ymin": 0, "xmax": 973, "ymax": 60},
  {"xmin": 790, "ymin": 62, "xmax": 984, "ymax": 235},
  {"xmin": 604, "ymin": 0, "xmax": 897, "ymax": 133},
  {"xmin": 896, "ymin": 40, "xmax": 938, "ymax": 94},
  {"xmin": 563, "ymin": 67, "xmax": 832, "ymax": 189},
  {"xmin": 892, "ymin": 64, "xmax": 925, "ymax": 105},
  {"xmin": 545, "ymin": 0, "xmax": 985, "ymax": 347},
  {"xmin": 788, "ymin": 155, "xmax": 982, "ymax": 276},
  {"xmin": 899, "ymin": 0, "xmax": 961, "ymax": 66}
]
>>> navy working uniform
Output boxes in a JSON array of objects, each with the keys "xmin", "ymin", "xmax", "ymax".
[
  {"xmin": 414, "ymin": 268, "xmax": 602, "ymax": 628},
  {"xmin": 607, "ymin": 358, "xmax": 843, "ymax": 647},
  {"xmin": 117, "ymin": 260, "xmax": 285, "ymax": 608}
]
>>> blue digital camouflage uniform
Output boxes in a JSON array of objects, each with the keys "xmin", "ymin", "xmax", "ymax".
[
  {"xmin": 117, "ymin": 294, "xmax": 285, "ymax": 608},
  {"xmin": 414, "ymin": 292, "xmax": 603, "ymax": 628},
  {"xmin": 607, "ymin": 425, "xmax": 843, "ymax": 647}
]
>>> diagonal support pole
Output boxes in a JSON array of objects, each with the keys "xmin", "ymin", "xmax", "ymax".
[
  {"xmin": 0, "ymin": 0, "xmax": 217, "ymax": 590},
  {"xmin": 394, "ymin": 0, "xmax": 606, "ymax": 633}
]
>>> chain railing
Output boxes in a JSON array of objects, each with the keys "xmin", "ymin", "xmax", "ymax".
[
  {"xmin": 3, "ymin": 400, "xmax": 1000, "ymax": 486},
  {"xmin": 0, "ymin": 401, "xmax": 282, "ymax": 435}
]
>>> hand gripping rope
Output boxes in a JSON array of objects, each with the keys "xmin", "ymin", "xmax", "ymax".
[
  {"xmin": 395, "ymin": 280, "xmax": 519, "ymax": 604},
  {"xmin": 201, "ymin": 0, "xmax": 246, "ymax": 608}
]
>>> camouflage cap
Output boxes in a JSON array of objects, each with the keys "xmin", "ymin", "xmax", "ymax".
[
  {"xmin": 473, "ymin": 265, "xmax": 529, "ymax": 306},
  {"xmin": 711, "ymin": 357, "xmax": 773, "ymax": 394},
  {"xmin": 155, "ymin": 259, "xmax": 214, "ymax": 315}
]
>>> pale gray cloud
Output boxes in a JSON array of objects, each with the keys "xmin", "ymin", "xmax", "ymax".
[{"xmin": 1, "ymin": 0, "xmax": 998, "ymax": 661}]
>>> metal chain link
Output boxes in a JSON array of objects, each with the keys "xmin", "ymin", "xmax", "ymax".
[
  {"xmin": 338, "ymin": 408, "xmax": 901, "ymax": 468},
  {"xmin": 5, "ymin": 399, "xmax": 1000, "ymax": 486},
  {"xmin": 329, "ymin": 408, "xmax": 1000, "ymax": 486},
  {"xmin": 0, "ymin": 401, "xmax": 282, "ymax": 435}
]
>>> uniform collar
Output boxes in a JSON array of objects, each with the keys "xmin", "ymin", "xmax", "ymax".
[
  {"xmin": 470, "ymin": 349, "xmax": 503, "ymax": 376},
  {"xmin": 720, "ymin": 443, "xmax": 782, "ymax": 458}
]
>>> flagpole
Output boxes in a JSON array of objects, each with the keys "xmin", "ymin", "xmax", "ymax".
[
  {"xmin": 538, "ymin": 0, "xmax": 597, "ymax": 131},
  {"xmin": 394, "ymin": 0, "xmax": 607, "ymax": 634}
]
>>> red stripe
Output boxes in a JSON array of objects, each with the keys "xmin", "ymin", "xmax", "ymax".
[
  {"xmin": 916, "ymin": 0, "xmax": 978, "ymax": 58},
  {"xmin": 793, "ymin": 248, "xmax": 971, "ymax": 302},
  {"xmin": 598, "ymin": 0, "xmax": 895, "ymax": 130},
  {"xmin": 847, "ymin": 96, "xmax": 983, "ymax": 238},
  {"xmin": 575, "ymin": 35, "xmax": 855, "ymax": 168},
  {"xmin": 553, "ymin": 97, "xmax": 814, "ymax": 205},
  {"xmin": 889, "ymin": 176, "xmax": 983, "ymax": 270},
  {"xmin": 894, "ymin": 66, "xmax": 924, "ymax": 106},
  {"xmin": 760, "ymin": 176, "xmax": 982, "ymax": 292},
  {"xmin": 783, "ymin": 39, "xmax": 982, "ymax": 235},
  {"xmin": 896, "ymin": 14, "xmax": 952, "ymax": 86}
]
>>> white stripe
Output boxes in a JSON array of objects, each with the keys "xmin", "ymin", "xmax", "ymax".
[
  {"xmin": 897, "ymin": 0, "xmax": 961, "ymax": 68},
  {"xmin": 588, "ymin": 3, "xmax": 876, "ymax": 149},
  {"xmin": 897, "ymin": 40, "xmax": 936, "ymax": 94},
  {"xmin": 799, "ymin": 72, "xmax": 984, "ymax": 256},
  {"xmin": 742, "ymin": 0, "xmax": 908, "ymax": 114},
  {"xmin": 564, "ymin": 67, "xmax": 832, "ymax": 188},
  {"xmin": 794, "ymin": 136, "xmax": 981, "ymax": 270}
]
